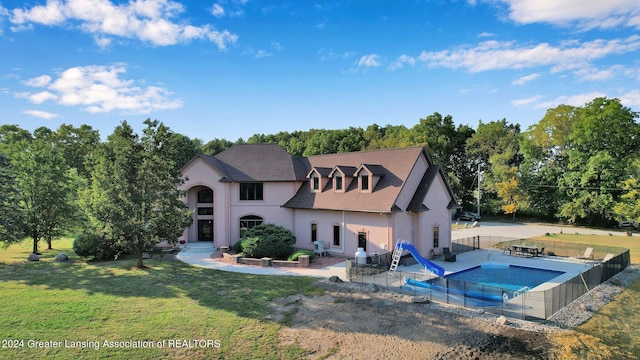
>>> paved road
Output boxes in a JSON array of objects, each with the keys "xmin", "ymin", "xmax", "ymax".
[
  {"xmin": 452, "ymin": 221, "xmax": 630, "ymax": 248},
  {"xmin": 453, "ymin": 221, "xmax": 629, "ymax": 239}
]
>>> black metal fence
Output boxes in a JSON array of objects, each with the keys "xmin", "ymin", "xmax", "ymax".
[{"xmin": 347, "ymin": 236, "xmax": 630, "ymax": 321}]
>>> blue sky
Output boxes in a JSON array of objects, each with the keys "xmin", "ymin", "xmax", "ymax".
[{"xmin": 1, "ymin": 0, "xmax": 640, "ymax": 142}]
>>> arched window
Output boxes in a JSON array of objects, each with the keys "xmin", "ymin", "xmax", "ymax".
[
  {"xmin": 239, "ymin": 215, "xmax": 263, "ymax": 237},
  {"xmin": 197, "ymin": 188, "xmax": 213, "ymax": 203}
]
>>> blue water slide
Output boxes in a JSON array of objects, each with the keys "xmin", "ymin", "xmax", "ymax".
[{"xmin": 397, "ymin": 242, "xmax": 445, "ymax": 277}]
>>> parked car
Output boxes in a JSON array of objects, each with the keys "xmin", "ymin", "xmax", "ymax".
[
  {"xmin": 455, "ymin": 211, "xmax": 481, "ymax": 222},
  {"xmin": 619, "ymin": 220, "xmax": 638, "ymax": 230}
]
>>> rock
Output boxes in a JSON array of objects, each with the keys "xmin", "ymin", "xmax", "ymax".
[
  {"xmin": 476, "ymin": 308, "xmax": 485, "ymax": 314},
  {"xmin": 366, "ymin": 283, "xmax": 379, "ymax": 293},
  {"xmin": 28, "ymin": 253, "xmax": 40, "ymax": 262},
  {"xmin": 580, "ymin": 303, "xmax": 593, "ymax": 312},
  {"xmin": 54, "ymin": 253, "xmax": 68, "ymax": 262},
  {"xmin": 328, "ymin": 276, "xmax": 343, "ymax": 283},
  {"xmin": 409, "ymin": 296, "xmax": 430, "ymax": 304},
  {"xmin": 496, "ymin": 315, "xmax": 508, "ymax": 325},
  {"xmin": 610, "ymin": 278, "xmax": 623, "ymax": 286}
]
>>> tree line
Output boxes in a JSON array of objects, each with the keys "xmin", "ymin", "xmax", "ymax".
[{"xmin": 1, "ymin": 96, "xmax": 639, "ymax": 259}]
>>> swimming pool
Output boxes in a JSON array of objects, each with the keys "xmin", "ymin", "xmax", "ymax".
[
  {"xmin": 403, "ymin": 262, "xmax": 565, "ymax": 303},
  {"xmin": 445, "ymin": 262, "xmax": 565, "ymax": 292}
]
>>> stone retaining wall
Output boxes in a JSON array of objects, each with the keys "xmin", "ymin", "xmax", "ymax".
[{"xmin": 222, "ymin": 253, "xmax": 309, "ymax": 268}]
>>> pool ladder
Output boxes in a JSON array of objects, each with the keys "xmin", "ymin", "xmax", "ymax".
[{"xmin": 388, "ymin": 242, "xmax": 404, "ymax": 276}]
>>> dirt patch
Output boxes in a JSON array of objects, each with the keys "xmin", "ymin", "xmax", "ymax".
[{"xmin": 270, "ymin": 281, "xmax": 552, "ymax": 359}]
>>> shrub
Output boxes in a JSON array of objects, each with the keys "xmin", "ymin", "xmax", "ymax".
[
  {"xmin": 241, "ymin": 223, "xmax": 296, "ymax": 260},
  {"xmin": 287, "ymin": 249, "xmax": 315, "ymax": 262},
  {"xmin": 73, "ymin": 233, "xmax": 119, "ymax": 260},
  {"xmin": 231, "ymin": 240, "xmax": 243, "ymax": 253}
]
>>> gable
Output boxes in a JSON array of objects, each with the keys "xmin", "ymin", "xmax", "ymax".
[{"xmin": 283, "ymin": 147, "xmax": 427, "ymax": 212}]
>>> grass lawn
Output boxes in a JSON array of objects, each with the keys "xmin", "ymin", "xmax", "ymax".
[
  {"xmin": 528, "ymin": 233, "xmax": 640, "ymax": 263},
  {"xmin": 0, "ymin": 238, "xmax": 323, "ymax": 360}
]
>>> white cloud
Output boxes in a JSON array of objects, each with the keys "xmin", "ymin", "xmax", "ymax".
[
  {"xmin": 17, "ymin": 64, "xmax": 182, "ymax": 114},
  {"xmin": 477, "ymin": 31, "xmax": 495, "ymax": 38},
  {"xmin": 357, "ymin": 54, "xmax": 381, "ymax": 67},
  {"xmin": 0, "ymin": 5, "xmax": 8, "ymax": 35},
  {"xmin": 387, "ymin": 54, "xmax": 416, "ymax": 71},
  {"xmin": 28, "ymin": 91, "xmax": 58, "ymax": 104},
  {"xmin": 621, "ymin": 90, "xmax": 640, "ymax": 108},
  {"xmin": 211, "ymin": 4, "xmax": 225, "ymax": 17},
  {"xmin": 317, "ymin": 48, "xmax": 356, "ymax": 61},
  {"xmin": 23, "ymin": 74, "xmax": 52, "ymax": 87},
  {"xmin": 24, "ymin": 109, "xmax": 59, "ymax": 119},
  {"xmin": 535, "ymin": 92, "xmax": 607, "ymax": 109},
  {"xmin": 495, "ymin": 0, "xmax": 640, "ymax": 30},
  {"xmin": 418, "ymin": 35, "xmax": 640, "ymax": 73},
  {"xmin": 8, "ymin": 0, "xmax": 238, "ymax": 49},
  {"xmin": 512, "ymin": 73, "xmax": 540, "ymax": 85},
  {"xmin": 511, "ymin": 95, "xmax": 545, "ymax": 106},
  {"xmin": 572, "ymin": 65, "xmax": 623, "ymax": 81},
  {"xmin": 255, "ymin": 49, "xmax": 272, "ymax": 58},
  {"xmin": 210, "ymin": 1, "xmax": 245, "ymax": 18},
  {"xmin": 271, "ymin": 41, "xmax": 282, "ymax": 50}
]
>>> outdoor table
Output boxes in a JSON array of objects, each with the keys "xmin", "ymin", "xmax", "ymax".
[{"xmin": 511, "ymin": 245, "xmax": 538, "ymax": 257}]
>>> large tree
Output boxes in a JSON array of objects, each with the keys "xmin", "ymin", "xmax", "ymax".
[
  {"xmin": 9, "ymin": 137, "xmax": 79, "ymax": 253},
  {"xmin": 519, "ymin": 104, "xmax": 578, "ymax": 219},
  {"xmin": 85, "ymin": 120, "xmax": 192, "ymax": 268},
  {"xmin": 559, "ymin": 98, "xmax": 640, "ymax": 225},
  {"xmin": 0, "ymin": 153, "xmax": 25, "ymax": 245},
  {"xmin": 466, "ymin": 119, "xmax": 521, "ymax": 214}
]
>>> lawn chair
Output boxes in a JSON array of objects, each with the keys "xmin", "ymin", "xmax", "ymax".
[
  {"xmin": 577, "ymin": 247, "xmax": 594, "ymax": 260},
  {"xmin": 443, "ymin": 247, "xmax": 456, "ymax": 262},
  {"xmin": 536, "ymin": 247, "xmax": 545, "ymax": 257}
]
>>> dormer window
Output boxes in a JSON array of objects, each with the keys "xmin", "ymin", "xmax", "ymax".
[
  {"xmin": 354, "ymin": 164, "xmax": 385, "ymax": 193},
  {"xmin": 361, "ymin": 175, "xmax": 369, "ymax": 191},
  {"xmin": 335, "ymin": 175, "xmax": 343, "ymax": 191},
  {"xmin": 307, "ymin": 167, "xmax": 331, "ymax": 193}
]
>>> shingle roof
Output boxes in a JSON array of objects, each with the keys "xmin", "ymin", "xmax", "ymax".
[
  {"xmin": 283, "ymin": 146, "xmax": 427, "ymax": 213},
  {"xmin": 406, "ymin": 164, "xmax": 460, "ymax": 212},
  {"xmin": 201, "ymin": 144, "xmax": 307, "ymax": 182}
]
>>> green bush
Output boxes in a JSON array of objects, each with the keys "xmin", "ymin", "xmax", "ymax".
[
  {"xmin": 241, "ymin": 223, "xmax": 296, "ymax": 260},
  {"xmin": 72, "ymin": 233, "xmax": 119, "ymax": 260},
  {"xmin": 231, "ymin": 240, "xmax": 243, "ymax": 253},
  {"xmin": 287, "ymin": 249, "xmax": 315, "ymax": 261}
]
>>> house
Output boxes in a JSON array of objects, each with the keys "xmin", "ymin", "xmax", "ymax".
[{"xmin": 179, "ymin": 143, "xmax": 459, "ymax": 258}]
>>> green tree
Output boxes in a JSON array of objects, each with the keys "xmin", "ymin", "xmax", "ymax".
[
  {"xmin": 466, "ymin": 119, "xmax": 521, "ymax": 214},
  {"xmin": 10, "ymin": 138, "xmax": 79, "ymax": 253},
  {"xmin": 52, "ymin": 124, "xmax": 101, "ymax": 180},
  {"xmin": 560, "ymin": 98, "xmax": 640, "ymax": 225},
  {"xmin": 167, "ymin": 132, "xmax": 201, "ymax": 170},
  {"xmin": 85, "ymin": 120, "xmax": 192, "ymax": 268},
  {"xmin": 201, "ymin": 138, "xmax": 234, "ymax": 156},
  {"xmin": 519, "ymin": 105, "xmax": 578, "ymax": 219},
  {"xmin": 614, "ymin": 159, "xmax": 640, "ymax": 224},
  {"xmin": 0, "ymin": 153, "xmax": 25, "ymax": 245},
  {"xmin": 0, "ymin": 124, "xmax": 32, "ymax": 153}
]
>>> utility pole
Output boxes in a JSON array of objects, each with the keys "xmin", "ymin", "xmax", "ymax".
[{"xmin": 477, "ymin": 162, "xmax": 481, "ymax": 216}]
